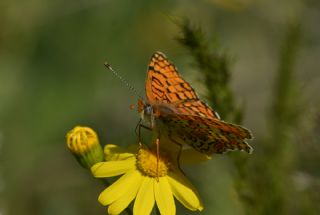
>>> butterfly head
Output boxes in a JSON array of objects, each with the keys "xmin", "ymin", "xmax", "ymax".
[{"xmin": 137, "ymin": 98, "xmax": 155, "ymax": 128}]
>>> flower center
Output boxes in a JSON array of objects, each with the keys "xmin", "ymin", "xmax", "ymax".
[{"xmin": 136, "ymin": 148, "xmax": 171, "ymax": 178}]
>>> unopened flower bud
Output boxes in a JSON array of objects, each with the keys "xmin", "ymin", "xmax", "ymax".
[{"xmin": 66, "ymin": 126, "xmax": 104, "ymax": 169}]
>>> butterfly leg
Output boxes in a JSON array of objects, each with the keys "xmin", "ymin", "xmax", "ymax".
[
  {"xmin": 135, "ymin": 120, "xmax": 152, "ymax": 148},
  {"xmin": 155, "ymin": 136, "xmax": 160, "ymax": 181},
  {"xmin": 135, "ymin": 119, "xmax": 143, "ymax": 147},
  {"xmin": 168, "ymin": 135, "xmax": 185, "ymax": 175}
]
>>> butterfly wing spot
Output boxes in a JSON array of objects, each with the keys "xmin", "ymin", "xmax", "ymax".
[
  {"xmin": 156, "ymin": 54, "xmax": 164, "ymax": 61},
  {"xmin": 158, "ymin": 61, "xmax": 166, "ymax": 67}
]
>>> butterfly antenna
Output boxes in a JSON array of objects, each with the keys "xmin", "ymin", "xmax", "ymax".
[{"xmin": 104, "ymin": 62, "xmax": 143, "ymax": 99}]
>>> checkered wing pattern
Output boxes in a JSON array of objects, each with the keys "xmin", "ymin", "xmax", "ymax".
[
  {"xmin": 160, "ymin": 114, "xmax": 253, "ymax": 155},
  {"xmin": 146, "ymin": 52, "xmax": 219, "ymax": 119}
]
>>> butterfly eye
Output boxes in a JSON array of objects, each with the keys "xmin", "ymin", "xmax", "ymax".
[{"xmin": 145, "ymin": 105, "xmax": 153, "ymax": 115}]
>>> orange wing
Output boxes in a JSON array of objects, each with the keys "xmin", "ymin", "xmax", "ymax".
[{"xmin": 146, "ymin": 52, "xmax": 219, "ymax": 119}]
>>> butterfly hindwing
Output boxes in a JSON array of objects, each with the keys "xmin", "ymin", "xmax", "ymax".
[{"xmin": 160, "ymin": 114, "xmax": 253, "ymax": 155}]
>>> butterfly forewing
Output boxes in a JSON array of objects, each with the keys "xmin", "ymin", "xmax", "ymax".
[{"xmin": 146, "ymin": 52, "xmax": 219, "ymax": 119}]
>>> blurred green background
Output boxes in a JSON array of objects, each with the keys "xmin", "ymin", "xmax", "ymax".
[{"xmin": 1, "ymin": 0, "xmax": 319, "ymax": 214}]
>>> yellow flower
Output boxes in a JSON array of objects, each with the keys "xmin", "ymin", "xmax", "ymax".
[
  {"xmin": 66, "ymin": 126, "xmax": 104, "ymax": 169},
  {"xmin": 91, "ymin": 144, "xmax": 203, "ymax": 215}
]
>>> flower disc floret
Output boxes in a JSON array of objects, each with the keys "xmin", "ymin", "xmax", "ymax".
[{"xmin": 136, "ymin": 148, "xmax": 171, "ymax": 177}]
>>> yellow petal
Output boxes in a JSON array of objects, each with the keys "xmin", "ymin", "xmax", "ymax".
[
  {"xmin": 157, "ymin": 136, "xmax": 210, "ymax": 165},
  {"xmin": 134, "ymin": 176, "xmax": 155, "ymax": 215},
  {"xmin": 180, "ymin": 148, "xmax": 211, "ymax": 165},
  {"xmin": 154, "ymin": 177, "xmax": 175, "ymax": 215},
  {"xmin": 107, "ymin": 172, "xmax": 143, "ymax": 215},
  {"xmin": 104, "ymin": 144, "xmax": 135, "ymax": 161},
  {"xmin": 91, "ymin": 158, "xmax": 136, "ymax": 177},
  {"xmin": 167, "ymin": 171, "xmax": 203, "ymax": 211},
  {"xmin": 98, "ymin": 169, "xmax": 141, "ymax": 205}
]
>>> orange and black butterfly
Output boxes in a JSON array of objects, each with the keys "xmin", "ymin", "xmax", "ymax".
[{"xmin": 137, "ymin": 52, "xmax": 253, "ymax": 156}]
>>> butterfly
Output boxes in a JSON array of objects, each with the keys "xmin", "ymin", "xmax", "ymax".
[{"xmin": 137, "ymin": 52, "xmax": 253, "ymax": 156}]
